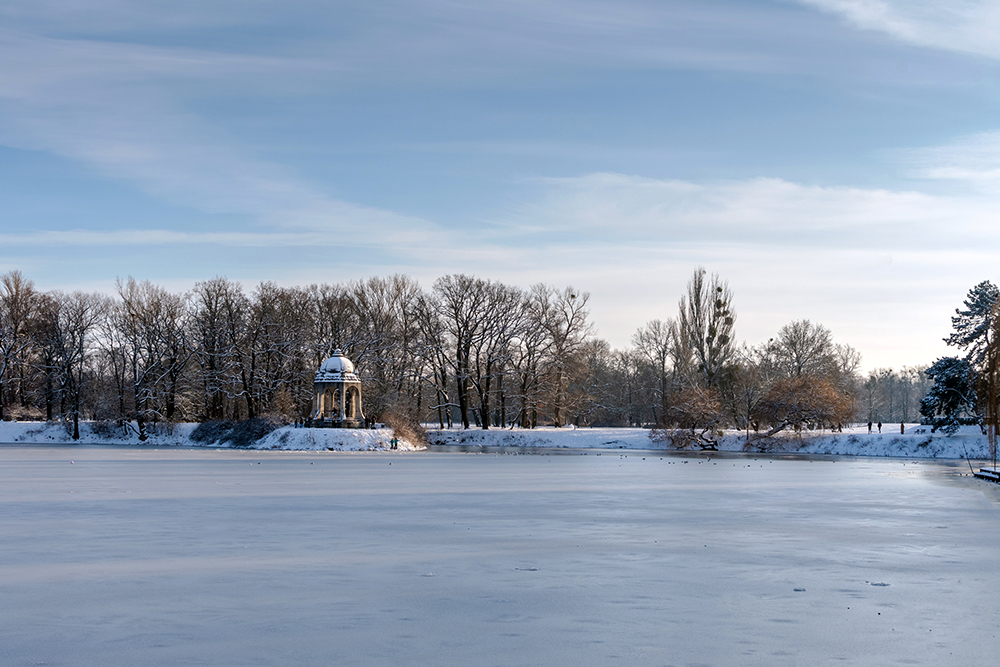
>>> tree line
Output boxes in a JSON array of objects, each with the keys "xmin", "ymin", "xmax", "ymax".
[{"xmin": 0, "ymin": 267, "xmax": 929, "ymax": 441}]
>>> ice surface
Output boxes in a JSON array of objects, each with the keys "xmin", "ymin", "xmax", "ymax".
[{"xmin": 1, "ymin": 445, "xmax": 999, "ymax": 666}]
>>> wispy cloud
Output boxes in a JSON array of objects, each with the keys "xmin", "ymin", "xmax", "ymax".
[
  {"xmin": 798, "ymin": 0, "xmax": 1000, "ymax": 59},
  {"xmin": 903, "ymin": 130, "xmax": 1000, "ymax": 192},
  {"xmin": 0, "ymin": 25, "xmax": 444, "ymax": 252},
  {"xmin": 503, "ymin": 172, "xmax": 989, "ymax": 249},
  {"xmin": 0, "ymin": 228, "xmax": 413, "ymax": 247}
]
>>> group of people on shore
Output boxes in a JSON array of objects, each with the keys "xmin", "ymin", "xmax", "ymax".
[{"xmin": 868, "ymin": 421, "xmax": 906, "ymax": 435}]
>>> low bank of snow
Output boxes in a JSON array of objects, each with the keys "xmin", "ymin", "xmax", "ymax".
[
  {"xmin": 0, "ymin": 420, "xmax": 198, "ymax": 446},
  {"xmin": 0, "ymin": 421, "xmax": 421, "ymax": 451},
  {"xmin": 2, "ymin": 420, "xmax": 994, "ymax": 459},
  {"xmin": 253, "ymin": 427, "xmax": 422, "ymax": 451},
  {"xmin": 428, "ymin": 426, "xmax": 652, "ymax": 451},
  {"xmin": 427, "ymin": 424, "xmax": 995, "ymax": 460}
]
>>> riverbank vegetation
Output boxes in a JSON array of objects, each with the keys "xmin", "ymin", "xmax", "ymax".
[{"xmin": 0, "ymin": 268, "xmax": 942, "ymax": 440}]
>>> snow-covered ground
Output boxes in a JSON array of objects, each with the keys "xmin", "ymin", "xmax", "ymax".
[
  {"xmin": 253, "ymin": 426, "xmax": 423, "ymax": 451},
  {"xmin": 0, "ymin": 421, "xmax": 422, "ymax": 451},
  {"xmin": 0, "ymin": 420, "xmax": 199, "ymax": 446},
  {"xmin": 428, "ymin": 424, "xmax": 996, "ymax": 460},
  {"xmin": 1, "ymin": 420, "xmax": 995, "ymax": 459}
]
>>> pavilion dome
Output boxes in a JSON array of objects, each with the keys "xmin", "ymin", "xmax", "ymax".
[{"xmin": 315, "ymin": 349, "xmax": 359, "ymax": 382}]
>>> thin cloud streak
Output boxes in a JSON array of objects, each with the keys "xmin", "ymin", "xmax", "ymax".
[
  {"xmin": 0, "ymin": 229, "xmax": 351, "ymax": 247},
  {"xmin": 503, "ymin": 172, "xmax": 995, "ymax": 250},
  {"xmin": 799, "ymin": 0, "xmax": 1000, "ymax": 59},
  {"xmin": 902, "ymin": 130, "xmax": 1000, "ymax": 193}
]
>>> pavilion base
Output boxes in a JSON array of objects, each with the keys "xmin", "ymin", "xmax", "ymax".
[{"xmin": 306, "ymin": 418, "xmax": 365, "ymax": 429}]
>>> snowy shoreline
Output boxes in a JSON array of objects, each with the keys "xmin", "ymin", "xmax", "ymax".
[
  {"xmin": 0, "ymin": 421, "xmax": 423, "ymax": 452},
  {"xmin": 426, "ymin": 424, "xmax": 995, "ymax": 460},
  {"xmin": 1, "ymin": 420, "xmax": 994, "ymax": 460}
]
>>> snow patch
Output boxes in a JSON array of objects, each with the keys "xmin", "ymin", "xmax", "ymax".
[
  {"xmin": 0, "ymin": 421, "xmax": 423, "ymax": 451},
  {"xmin": 427, "ymin": 424, "xmax": 994, "ymax": 460}
]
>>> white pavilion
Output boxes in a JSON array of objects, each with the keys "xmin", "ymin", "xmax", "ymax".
[{"xmin": 309, "ymin": 349, "xmax": 365, "ymax": 428}]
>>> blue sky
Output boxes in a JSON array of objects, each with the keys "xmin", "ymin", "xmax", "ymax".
[{"xmin": 2, "ymin": 0, "xmax": 1000, "ymax": 370}]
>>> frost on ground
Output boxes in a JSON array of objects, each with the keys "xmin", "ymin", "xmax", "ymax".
[
  {"xmin": 428, "ymin": 424, "xmax": 994, "ymax": 460},
  {"xmin": 0, "ymin": 421, "xmax": 421, "ymax": 451}
]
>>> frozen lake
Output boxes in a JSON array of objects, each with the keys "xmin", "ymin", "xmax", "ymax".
[{"xmin": 2, "ymin": 446, "xmax": 998, "ymax": 666}]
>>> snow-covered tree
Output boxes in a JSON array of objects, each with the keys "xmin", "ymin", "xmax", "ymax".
[
  {"xmin": 921, "ymin": 280, "xmax": 1000, "ymax": 433},
  {"xmin": 946, "ymin": 280, "xmax": 998, "ymax": 369},
  {"xmin": 919, "ymin": 357, "xmax": 977, "ymax": 434}
]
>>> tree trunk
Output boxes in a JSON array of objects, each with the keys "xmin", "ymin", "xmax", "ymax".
[
  {"xmin": 436, "ymin": 388, "xmax": 444, "ymax": 429},
  {"xmin": 457, "ymin": 356, "xmax": 470, "ymax": 429},
  {"xmin": 480, "ymin": 362, "xmax": 492, "ymax": 430},
  {"xmin": 500, "ymin": 377, "xmax": 506, "ymax": 428}
]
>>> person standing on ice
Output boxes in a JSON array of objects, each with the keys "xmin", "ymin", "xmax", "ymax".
[
  {"xmin": 877, "ymin": 421, "xmax": 882, "ymax": 433},
  {"xmin": 868, "ymin": 421, "xmax": 872, "ymax": 433},
  {"xmin": 900, "ymin": 422, "xmax": 905, "ymax": 434}
]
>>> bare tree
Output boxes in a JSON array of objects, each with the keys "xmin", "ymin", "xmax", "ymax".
[
  {"xmin": 535, "ymin": 285, "xmax": 593, "ymax": 427},
  {"xmin": 110, "ymin": 278, "xmax": 188, "ymax": 439},
  {"xmin": 0, "ymin": 271, "xmax": 38, "ymax": 420},
  {"xmin": 651, "ymin": 385, "xmax": 725, "ymax": 450},
  {"xmin": 468, "ymin": 282, "xmax": 526, "ymax": 428},
  {"xmin": 36, "ymin": 292, "xmax": 108, "ymax": 438},
  {"xmin": 632, "ymin": 319, "xmax": 674, "ymax": 424},
  {"xmin": 677, "ymin": 268, "xmax": 735, "ymax": 387},
  {"xmin": 721, "ymin": 344, "xmax": 779, "ymax": 441},
  {"xmin": 769, "ymin": 320, "xmax": 836, "ymax": 378},
  {"xmin": 350, "ymin": 275, "xmax": 424, "ymax": 422},
  {"xmin": 432, "ymin": 275, "xmax": 489, "ymax": 429},
  {"xmin": 413, "ymin": 291, "xmax": 453, "ymax": 428},
  {"xmin": 191, "ymin": 277, "xmax": 237, "ymax": 420},
  {"xmin": 752, "ymin": 375, "xmax": 854, "ymax": 439},
  {"xmin": 509, "ymin": 289, "xmax": 554, "ymax": 428}
]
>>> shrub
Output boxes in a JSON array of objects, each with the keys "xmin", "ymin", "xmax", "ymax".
[
  {"xmin": 190, "ymin": 420, "xmax": 236, "ymax": 444},
  {"xmin": 381, "ymin": 408, "xmax": 427, "ymax": 446},
  {"xmin": 227, "ymin": 417, "xmax": 281, "ymax": 448},
  {"xmin": 91, "ymin": 420, "xmax": 121, "ymax": 440},
  {"xmin": 191, "ymin": 418, "xmax": 281, "ymax": 447},
  {"xmin": 4, "ymin": 405, "xmax": 45, "ymax": 421}
]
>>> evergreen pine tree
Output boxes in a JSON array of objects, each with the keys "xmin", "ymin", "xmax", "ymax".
[
  {"xmin": 920, "ymin": 357, "xmax": 976, "ymax": 433},
  {"xmin": 946, "ymin": 280, "xmax": 998, "ymax": 369}
]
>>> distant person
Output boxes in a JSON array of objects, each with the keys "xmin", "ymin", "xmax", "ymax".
[
  {"xmin": 868, "ymin": 421, "xmax": 872, "ymax": 434},
  {"xmin": 901, "ymin": 422, "xmax": 905, "ymax": 435},
  {"xmin": 877, "ymin": 421, "xmax": 882, "ymax": 433}
]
